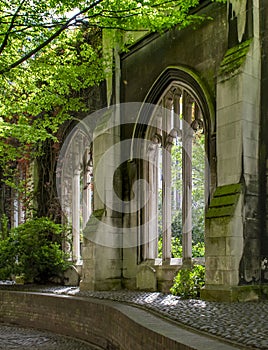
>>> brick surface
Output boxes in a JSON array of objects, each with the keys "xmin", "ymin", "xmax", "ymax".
[{"xmin": 0, "ymin": 290, "xmax": 241, "ymax": 350}]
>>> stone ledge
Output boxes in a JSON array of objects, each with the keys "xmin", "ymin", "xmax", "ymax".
[{"xmin": 0, "ymin": 291, "xmax": 240, "ymax": 350}]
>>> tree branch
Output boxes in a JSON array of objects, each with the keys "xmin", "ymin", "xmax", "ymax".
[
  {"xmin": 0, "ymin": 0, "xmax": 27, "ymax": 55},
  {"xmin": 0, "ymin": 0, "xmax": 104, "ymax": 75}
]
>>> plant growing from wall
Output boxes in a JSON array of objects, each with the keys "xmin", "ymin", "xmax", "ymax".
[{"xmin": 170, "ymin": 264, "xmax": 205, "ymax": 299}]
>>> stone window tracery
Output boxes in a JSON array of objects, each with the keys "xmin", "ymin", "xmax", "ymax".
[
  {"xmin": 58, "ymin": 130, "xmax": 93, "ymax": 264},
  {"xmin": 144, "ymin": 83, "xmax": 205, "ymax": 264}
]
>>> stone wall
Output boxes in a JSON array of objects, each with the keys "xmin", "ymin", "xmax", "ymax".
[
  {"xmin": 120, "ymin": 1, "xmax": 227, "ymax": 294},
  {"xmin": 202, "ymin": 0, "xmax": 262, "ymax": 301},
  {"xmin": 121, "ymin": 2, "xmax": 227, "ymax": 107}
]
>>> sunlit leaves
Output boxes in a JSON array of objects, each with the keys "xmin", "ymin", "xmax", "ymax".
[
  {"xmin": 0, "ymin": 0, "xmax": 226, "ymax": 73},
  {"xmin": 0, "ymin": 0, "xmax": 226, "ymax": 189},
  {"xmin": 0, "ymin": 25, "xmax": 104, "ymax": 180}
]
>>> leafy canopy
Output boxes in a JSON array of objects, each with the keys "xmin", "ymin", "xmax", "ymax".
[
  {"xmin": 0, "ymin": 0, "xmax": 223, "ymax": 75},
  {"xmin": 0, "ymin": 0, "xmax": 226, "ymax": 183}
]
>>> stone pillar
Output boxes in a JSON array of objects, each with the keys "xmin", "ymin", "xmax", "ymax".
[
  {"xmin": 72, "ymin": 170, "xmax": 81, "ymax": 263},
  {"xmin": 202, "ymin": 1, "xmax": 261, "ymax": 301},
  {"xmin": 80, "ymin": 108, "xmax": 122, "ymax": 291},
  {"xmin": 147, "ymin": 145, "xmax": 158, "ymax": 259},
  {"xmin": 182, "ymin": 93, "xmax": 193, "ymax": 265},
  {"xmin": 82, "ymin": 153, "xmax": 92, "ymax": 230},
  {"xmin": 162, "ymin": 104, "xmax": 172, "ymax": 261}
]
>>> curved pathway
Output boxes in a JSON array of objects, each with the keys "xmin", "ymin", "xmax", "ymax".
[
  {"xmin": 1, "ymin": 284, "xmax": 267, "ymax": 349},
  {"xmin": 0, "ymin": 324, "xmax": 100, "ymax": 350}
]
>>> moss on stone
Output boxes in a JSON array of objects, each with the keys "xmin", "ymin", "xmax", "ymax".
[
  {"xmin": 210, "ymin": 194, "xmax": 238, "ymax": 207},
  {"xmin": 219, "ymin": 39, "xmax": 252, "ymax": 76},
  {"xmin": 213, "ymin": 183, "xmax": 242, "ymax": 197},
  {"xmin": 206, "ymin": 183, "xmax": 242, "ymax": 219},
  {"xmin": 92, "ymin": 208, "xmax": 106, "ymax": 218}
]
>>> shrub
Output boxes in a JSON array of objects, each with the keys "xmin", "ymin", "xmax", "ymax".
[
  {"xmin": 170, "ymin": 264, "xmax": 205, "ymax": 299},
  {"xmin": 0, "ymin": 217, "xmax": 70, "ymax": 283},
  {"xmin": 0, "ymin": 237, "xmax": 18, "ymax": 280},
  {"xmin": 0, "ymin": 213, "xmax": 9, "ymax": 240}
]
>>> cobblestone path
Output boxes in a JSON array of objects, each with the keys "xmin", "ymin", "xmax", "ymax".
[{"xmin": 0, "ymin": 324, "xmax": 100, "ymax": 350}]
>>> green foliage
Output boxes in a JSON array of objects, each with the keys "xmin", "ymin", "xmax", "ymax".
[
  {"xmin": 171, "ymin": 237, "xmax": 183, "ymax": 258},
  {"xmin": 0, "ymin": 0, "xmax": 219, "ymax": 76},
  {"xmin": 192, "ymin": 241, "xmax": 205, "ymax": 257},
  {"xmin": 0, "ymin": 214, "xmax": 9, "ymax": 240},
  {"xmin": 0, "ymin": 217, "xmax": 70, "ymax": 283},
  {"xmin": 171, "ymin": 210, "xmax": 204, "ymax": 245},
  {"xmin": 170, "ymin": 264, "xmax": 205, "ymax": 299},
  {"xmin": 158, "ymin": 236, "xmax": 204, "ymax": 258},
  {"xmin": 0, "ymin": 27, "xmax": 104, "ymax": 178},
  {"xmin": 0, "ymin": 237, "xmax": 18, "ymax": 280},
  {"xmin": 0, "ymin": 0, "xmax": 226, "ymax": 201}
]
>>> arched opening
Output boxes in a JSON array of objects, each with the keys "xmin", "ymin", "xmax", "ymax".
[
  {"xmin": 57, "ymin": 127, "xmax": 93, "ymax": 264},
  {"xmin": 134, "ymin": 67, "xmax": 215, "ymax": 267},
  {"xmin": 146, "ymin": 84, "xmax": 206, "ymax": 264}
]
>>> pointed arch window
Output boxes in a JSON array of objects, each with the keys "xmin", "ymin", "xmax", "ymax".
[
  {"xmin": 58, "ymin": 130, "xmax": 93, "ymax": 264},
  {"xmin": 144, "ymin": 84, "xmax": 206, "ymax": 264}
]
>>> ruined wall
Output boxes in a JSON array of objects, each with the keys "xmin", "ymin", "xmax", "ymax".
[
  {"xmin": 203, "ymin": 0, "xmax": 262, "ymax": 301},
  {"xmin": 120, "ymin": 0, "xmax": 266, "ymax": 301},
  {"xmin": 120, "ymin": 2, "xmax": 228, "ymax": 292},
  {"xmin": 259, "ymin": 0, "xmax": 268, "ymax": 286},
  {"xmin": 121, "ymin": 3, "xmax": 227, "ymax": 109}
]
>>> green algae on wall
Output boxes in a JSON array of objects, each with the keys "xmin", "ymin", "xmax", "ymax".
[
  {"xmin": 206, "ymin": 183, "xmax": 242, "ymax": 219},
  {"xmin": 219, "ymin": 39, "xmax": 252, "ymax": 76}
]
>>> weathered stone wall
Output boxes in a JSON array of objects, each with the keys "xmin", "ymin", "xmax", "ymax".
[
  {"xmin": 119, "ymin": 0, "xmax": 265, "ymax": 300},
  {"xmin": 121, "ymin": 2, "xmax": 227, "ymax": 108},
  {"xmin": 259, "ymin": 0, "xmax": 268, "ymax": 283},
  {"xmin": 120, "ymin": 2, "xmax": 227, "ymax": 292},
  {"xmin": 79, "ymin": 1, "xmax": 266, "ymax": 300},
  {"xmin": 202, "ymin": 0, "xmax": 262, "ymax": 301}
]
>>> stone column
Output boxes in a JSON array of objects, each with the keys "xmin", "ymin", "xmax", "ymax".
[
  {"xmin": 202, "ymin": 1, "xmax": 261, "ymax": 301},
  {"xmin": 72, "ymin": 169, "xmax": 81, "ymax": 263},
  {"xmin": 81, "ymin": 105, "xmax": 122, "ymax": 291},
  {"xmin": 182, "ymin": 93, "xmax": 193, "ymax": 265},
  {"xmin": 173, "ymin": 91, "xmax": 182, "ymax": 212},
  {"xmin": 147, "ymin": 144, "xmax": 158, "ymax": 259},
  {"xmin": 82, "ymin": 152, "xmax": 92, "ymax": 230},
  {"xmin": 162, "ymin": 103, "xmax": 172, "ymax": 261}
]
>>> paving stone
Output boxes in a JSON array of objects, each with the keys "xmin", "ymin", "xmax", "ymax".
[{"xmin": 0, "ymin": 324, "xmax": 100, "ymax": 350}]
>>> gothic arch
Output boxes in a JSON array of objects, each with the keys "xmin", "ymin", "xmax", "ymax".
[
  {"xmin": 132, "ymin": 66, "xmax": 216, "ymax": 264},
  {"xmin": 57, "ymin": 126, "xmax": 93, "ymax": 264},
  {"xmin": 144, "ymin": 66, "xmax": 215, "ymax": 133}
]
